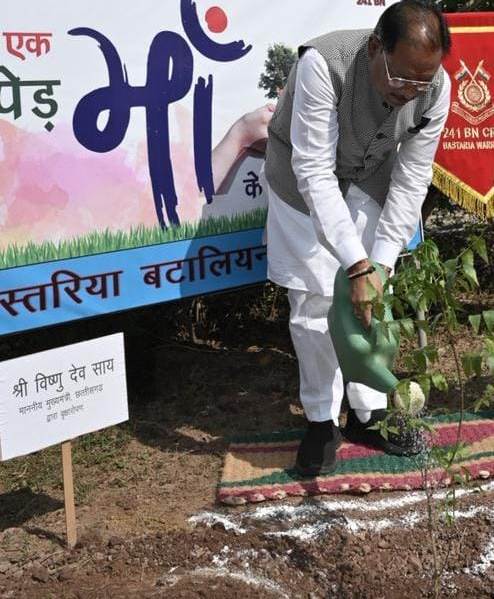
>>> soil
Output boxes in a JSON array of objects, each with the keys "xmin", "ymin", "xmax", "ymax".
[{"xmin": 0, "ymin": 222, "xmax": 493, "ymax": 598}]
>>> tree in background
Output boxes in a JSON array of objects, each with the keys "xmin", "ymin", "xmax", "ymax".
[
  {"xmin": 258, "ymin": 43, "xmax": 297, "ymax": 99},
  {"xmin": 438, "ymin": 0, "xmax": 493, "ymax": 11},
  {"xmin": 257, "ymin": 6, "xmax": 493, "ymax": 99}
]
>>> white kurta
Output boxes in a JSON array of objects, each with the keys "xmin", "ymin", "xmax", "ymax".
[{"xmin": 267, "ymin": 48, "xmax": 451, "ymax": 297}]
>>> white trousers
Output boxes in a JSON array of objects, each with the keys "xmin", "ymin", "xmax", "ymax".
[
  {"xmin": 266, "ymin": 185, "xmax": 389, "ymax": 424},
  {"xmin": 287, "ymin": 289, "xmax": 388, "ymax": 423}
]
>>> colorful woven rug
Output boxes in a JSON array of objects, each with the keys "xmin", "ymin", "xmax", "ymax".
[{"xmin": 218, "ymin": 411, "xmax": 494, "ymax": 505}]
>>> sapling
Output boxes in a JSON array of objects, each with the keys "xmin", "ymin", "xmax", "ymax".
[{"xmin": 372, "ymin": 234, "xmax": 494, "ymax": 599}]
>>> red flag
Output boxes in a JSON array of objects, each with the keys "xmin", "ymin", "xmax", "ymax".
[{"xmin": 433, "ymin": 12, "xmax": 494, "ymax": 219}]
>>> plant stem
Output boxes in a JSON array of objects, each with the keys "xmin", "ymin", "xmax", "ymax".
[
  {"xmin": 446, "ymin": 326, "xmax": 465, "ymax": 464},
  {"xmin": 424, "ymin": 464, "xmax": 441, "ymax": 599}
]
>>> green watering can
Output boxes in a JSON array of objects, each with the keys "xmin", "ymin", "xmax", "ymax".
[
  {"xmin": 328, "ymin": 264, "xmax": 425, "ymax": 415},
  {"xmin": 328, "ymin": 264, "xmax": 399, "ymax": 394}
]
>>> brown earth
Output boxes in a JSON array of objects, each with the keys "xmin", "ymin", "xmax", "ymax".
[{"xmin": 0, "ymin": 217, "xmax": 493, "ymax": 599}]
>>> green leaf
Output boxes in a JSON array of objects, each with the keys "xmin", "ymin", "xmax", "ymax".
[
  {"xmin": 392, "ymin": 297, "xmax": 405, "ymax": 318},
  {"xmin": 424, "ymin": 346, "xmax": 438, "ymax": 362},
  {"xmin": 453, "ymin": 472, "xmax": 466, "ymax": 486},
  {"xmin": 485, "ymin": 338, "xmax": 494, "ymax": 374},
  {"xmin": 461, "ymin": 353, "xmax": 482, "ymax": 378},
  {"xmin": 443, "ymin": 513, "xmax": 453, "ymax": 527},
  {"xmin": 417, "ymin": 374, "xmax": 431, "ymax": 399},
  {"xmin": 387, "ymin": 321, "xmax": 401, "ymax": 341},
  {"xmin": 444, "ymin": 258, "xmax": 458, "ymax": 281},
  {"xmin": 373, "ymin": 301, "xmax": 385, "ymax": 322},
  {"xmin": 472, "ymin": 354, "xmax": 483, "ymax": 377},
  {"xmin": 470, "ymin": 235, "xmax": 489, "ymax": 264},
  {"xmin": 421, "ymin": 420, "xmax": 435, "ymax": 434},
  {"xmin": 461, "ymin": 249, "xmax": 479, "ymax": 287},
  {"xmin": 454, "ymin": 443, "xmax": 470, "ymax": 461},
  {"xmin": 483, "ymin": 310, "xmax": 494, "ymax": 333},
  {"xmin": 365, "ymin": 279, "xmax": 378, "ymax": 300},
  {"xmin": 399, "ymin": 318, "xmax": 415, "ymax": 339},
  {"xmin": 415, "ymin": 320, "xmax": 430, "ymax": 335},
  {"xmin": 474, "ymin": 385, "xmax": 494, "ymax": 412},
  {"xmin": 414, "ymin": 350, "xmax": 428, "ymax": 373},
  {"xmin": 374, "ymin": 321, "xmax": 390, "ymax": 343},
  {"xmin": 395, "ymin": 380, "xmax": 411, "ymax": 405},
  {"xmin": 444, "ymin": 306, "xmax": 459, "ymax": 331},
  {"xmin": 485, "ymin": 337, "xmax": 494, "ymax": 354},
  {"xmin": 474, "ymin": 395, "xmax": 491, "ymax": 412},
  {"xmin": 462, "ymin": 248, "xmax": 474, "ymax": 268},
  {"xmin": 468, "ymin": 314, "xmax": 482, "ymax": 335},
  {"xmin": 431, "ymin": 373, "xmax": 448, "ymax": 391},
  {"xmin": 462, "ymin": 354, "xmax": 473, "ymax": 378},
  {"xmin": 485, "ymin": 355, "xmax": 494, "ymax": 375}
]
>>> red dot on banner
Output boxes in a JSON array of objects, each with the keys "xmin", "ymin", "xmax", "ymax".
[{"xmin": 205, "ymin": 6, "xmax": 228, "ymax": 33}]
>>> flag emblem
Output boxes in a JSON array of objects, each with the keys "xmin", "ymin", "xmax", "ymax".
[{"xmin": 452, "ymin": 59, "xmax": 494, "ymax": 125}]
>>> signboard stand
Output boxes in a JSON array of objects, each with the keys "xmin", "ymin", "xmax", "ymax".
[
  {"xmin": 62, "ymin": 440, "xmax": 77, "ymax": 549},
  {"xmin": 0, "ymin": 333, "xmax": 128, "ymax": 548}
]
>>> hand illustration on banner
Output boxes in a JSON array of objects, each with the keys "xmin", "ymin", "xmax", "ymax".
[
  {"xmin": 69, "ymin": 0, "xmax": 253, "ymax": 230},
  {"xmin": 211, "ymin": 103, "xmax": 275, "ymax": 195}
]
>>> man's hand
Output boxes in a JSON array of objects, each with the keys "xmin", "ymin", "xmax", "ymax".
[{"xmin": 346, "ymin": 260, "xmax": 383, "ymax": 329}]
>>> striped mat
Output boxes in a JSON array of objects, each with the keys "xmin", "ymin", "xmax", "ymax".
[{"xmin": 218, "ymin": 411, "xmax": 494, "ymax": 505}]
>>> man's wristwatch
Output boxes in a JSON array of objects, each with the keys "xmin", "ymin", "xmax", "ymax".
[{"xmin": 347, "ymin": 265, "xmax": 376, "ymax": 280}]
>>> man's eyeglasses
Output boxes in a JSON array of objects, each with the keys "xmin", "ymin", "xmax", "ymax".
[{"xmin": 382, "ymin": 51, "xmax": 438, "ymax": 92}]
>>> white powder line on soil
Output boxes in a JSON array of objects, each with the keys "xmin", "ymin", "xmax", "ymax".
[
  {"xmin": 211, "ymin": 546, "xmax": 287, "ymax": 574},
  {"xmin": 245, "ymin": 480, "xmax": 494, "ymax": 521},
  {"xmin": 464, "ymin": 534, "xmax": 494, "ymax": 575},
  {"xmin": 264, "ymin": 522, "xmax": 332, "ymax": 541},
  {"xmin": 265, "ymin": 505, "xmax": 494, "ymax": 540},
  {"xmin": 211, "ymin": 545, "xmax": 231, "ymax": 567},
  {"xmin": 190, "ymin": 481, "xmax": 494, "ymax": 538},
  {"xmin": 160, "ymin": 566, "xmax": 289, "ymax": 598},
  {"xmin": 189, "ymin": 512, "xmax": 247, "ymax": 534}
]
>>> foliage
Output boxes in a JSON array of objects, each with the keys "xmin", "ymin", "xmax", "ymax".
[
  {"xmin": 258, "ymin": 43, "xmax": 297, "ymax": 99},
  {"xmin": 374, "ymin": 237, "xmax": 494, "ymax": 411},
  {"xmin": 438, "ymin": 0, "xmax": 494, "ymax": 11},
  {"xmin": 371, "ymin": 235, "xmax": 493, "ymax": 598}
]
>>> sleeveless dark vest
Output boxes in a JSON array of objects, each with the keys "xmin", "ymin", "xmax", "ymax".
[{"xmin": 264, "ymin": 29, "xmax": 444, "ymax": 214}]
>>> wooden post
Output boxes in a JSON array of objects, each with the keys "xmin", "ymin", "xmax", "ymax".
[{"xmin": 61, "ymin": 441, "xmax": 77, "ymax": 549}]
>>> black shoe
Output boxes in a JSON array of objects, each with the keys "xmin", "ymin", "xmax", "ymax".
[
  {"xmin": 343, "ymin": 409, "xmax": 424, "ymax": 456},
  {"xmin": 295, "ymin": 420, "xmax": 342, "ymax": 477}
]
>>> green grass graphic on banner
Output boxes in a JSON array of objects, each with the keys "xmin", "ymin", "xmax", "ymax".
[{"xmin": 0, "ymin": 209, "xmax": 268, "ymax": 269}]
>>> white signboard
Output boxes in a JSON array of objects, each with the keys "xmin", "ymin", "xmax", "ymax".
[{"xmin": 0, "ymin": 333, "xmax": 128, "ymax": 459}]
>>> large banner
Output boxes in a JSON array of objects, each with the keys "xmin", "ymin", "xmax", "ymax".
[
  {"xmin": 0, "ymin": 0, "xmax": 398, "ymax": 336},
  {"xmin": 434, "ymin": 12, "xmax": 494, "ymax": 219}
]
